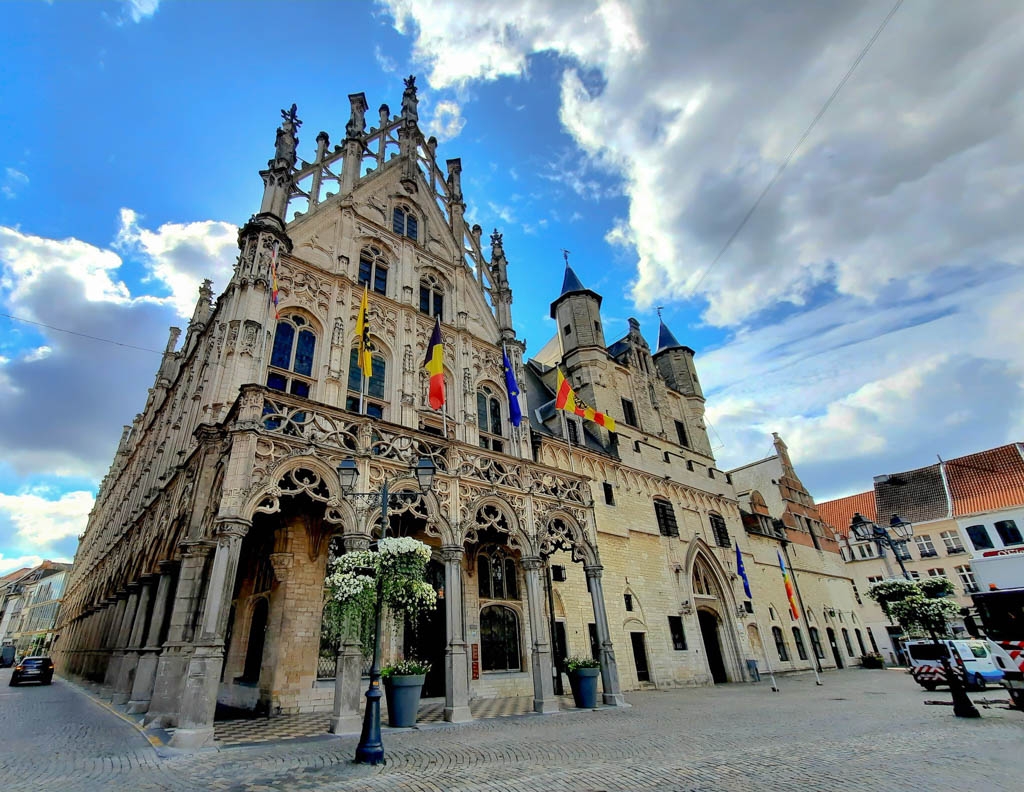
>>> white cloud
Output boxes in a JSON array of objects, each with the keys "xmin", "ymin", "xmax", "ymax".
[
  {"xmin": 374, "ymin": 44, "xmax": 398, "ymax": 74},
  {"xmin": 425, "ymin": 99, "xmax": 466, "ymax": 142},
  {"xmin": 122, "ymin": 0, "xmax": 160, "ymax": 23},
  {"xmin": 0, "ymin": 554, "xmax": 44, "ymax": 577},
  {"xmin": 0, "ymin": 490, "xmax": 94, "ymax": 547},
  {"xmin": 0, "ymin": 214, "xmax": 232, "ymax": 478},
  {"xmin": 2, "ymin": 167, "xmax": 28, "ymax": 199},
  {"xmin": 384, "ymin": 0, "xmax": 1024, "ymax": 324},
  {"xmin": 114, "ymin": 208, "xmax": 237, "ymax": 318}
]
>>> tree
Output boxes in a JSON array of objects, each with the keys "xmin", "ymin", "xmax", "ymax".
[{"xmin": 867, "ymin": 576, "xmax": 979, "ymax": 718}]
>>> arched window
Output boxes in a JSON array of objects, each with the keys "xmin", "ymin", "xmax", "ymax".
[
  {"xmin": 792, "ymin": 626, "xmax": 808, "ymax": 660},
  {"xmin": 809, "ymin": 627, "xmax": 825, "ymax": 659},
  {"xmin": 772, "ymin": 626, "xmax": 789, "ymax": 662},
  {"xmin": 419, "ymin": 274, "xmax": 444, "ymax": 319},
  {"xmin": 393, "ymin": 204, "xmax": 418, "ymax": 241},
  {"xmin": 358, "ymin": 245, "xmax": 388, "ymax": 295},
  {"xmin": 477, "ymin": 384, "xmax": 504, "ymax": 452},
  {"xmin": 842, "ymin": 628, "xmax": 854, "ymax": 657},
  {"xmin": 477, "ymin": 548, "xmax": 519, "ymax": 601},
  {"xmin": 855, "ymin": 628, "xmax": 867, "ymax": 656},
  {"xmin": 480, "ymin": 604, "xmax": 521, "ymax": 672},
  {"xmin": 346, "ymin": 347, "xmax": 386, "ymax": 419},
  {"xmin": 709, "ymin": 512, "xmax": 729, "ymax": 548},
  {"xmin": 268, "ymin": 313, "xmax": 317, "ymax": 397}
]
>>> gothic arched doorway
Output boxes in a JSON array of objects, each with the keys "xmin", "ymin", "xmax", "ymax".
[
  {"xmin": 404, "ymin": 559, "xmax": 446, "ymax": 697},
  {"xmin": 698, "ymin": 609, "xmax": 728, "ymax": 684},
  {"xmin": 243, "ymin": 598, "xmax": 268, "ymax": 683}
]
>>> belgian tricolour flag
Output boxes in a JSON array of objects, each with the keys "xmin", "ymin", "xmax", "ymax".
[
  {"xmin": 423, "ymin": 317, "xmax": 445, "ymax": 410},
  {"xmin": 555, "ymin": 369, "xmax": 615, "ymax": 432}
]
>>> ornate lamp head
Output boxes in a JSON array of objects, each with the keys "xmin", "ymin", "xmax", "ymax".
[
  {"xmin": 414, "ymin": 457, "xmax": 436, "ymax": 492},
  {"xmin": 337, "ymin": 458, "xmax": 359, "ymax": 494},
  {"xmin": 889, "ymin": 514, "xmax": 913, "ymax": 540}
]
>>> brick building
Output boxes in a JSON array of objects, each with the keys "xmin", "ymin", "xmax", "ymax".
[{"xmin": 54, "ymin": 78, "xmax": 868, "ymax": 748}]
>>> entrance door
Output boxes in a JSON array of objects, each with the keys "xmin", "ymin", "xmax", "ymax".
[
  {"xmin": 827, "ymin": 627, "xmax": 844, "ymax": 669},
  {"xmin": 242, "ymin": 598, "xmax": 268, "ymax": 682},
  {"xmin": 552, "ymin": 621, "xmax": 568, "ymax": 695},
  {"xmin": 630, "ymin": 632, "xmax": 650, "ymax": 682},
  {"xmin": 404, "ymin": 561, "xmax": 446, "ymax": 697},
  {"xmin": 698, "ymin": 610, "xmax": 728, "ymax": 684}
]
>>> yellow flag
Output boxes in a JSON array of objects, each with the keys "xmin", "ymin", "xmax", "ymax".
[{"xmin": 355, "ymin": 285, "xmax": 372, "ymax": 378}]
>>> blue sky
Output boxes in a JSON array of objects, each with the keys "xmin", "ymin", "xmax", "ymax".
[{"xmin": 2, "ymin": 0, "xmax": 1023, "ymax": 575}]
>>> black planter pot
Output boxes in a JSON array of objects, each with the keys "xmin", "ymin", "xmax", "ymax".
[
  {"xmin": 569, "ymin": 667, "xmax": 600, "ymax": 708},
  {"xmin": 384, "ymin": 674, "xmax": 425, "ymax": 727}
]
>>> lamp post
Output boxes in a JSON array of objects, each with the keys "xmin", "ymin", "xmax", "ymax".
[
  {"xmin": 850, "ymin": 513, "xmax": 913, "ymax": 580},
  {"xmin": 337, "ymin": 456, "xmax": 436, "ymax": 765}
]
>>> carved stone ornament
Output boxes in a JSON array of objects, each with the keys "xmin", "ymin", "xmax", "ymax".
[{"xmin": 268, "ymin": 552, "xmax": 294, "ymax": 582}]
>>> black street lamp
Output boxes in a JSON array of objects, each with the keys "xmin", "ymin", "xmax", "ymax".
[
  {"xmin": 850, "ymin": 513, "xmax": 914, "ymax": 580},
  {"xmin": 338, "ymin": 456, "xmax": 436, "ymax": 765}
]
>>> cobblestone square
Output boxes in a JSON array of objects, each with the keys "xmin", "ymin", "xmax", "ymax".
[{"xmin": 2, "ymin": 667, "xmax": 1023, "ymax": 791}]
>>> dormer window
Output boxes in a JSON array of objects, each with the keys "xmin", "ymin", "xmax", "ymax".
[
  {"xmin": 393, "ymin": 205, "xmax": 418, "ymax": 241},
  {"xmin": 419, "ymin": 275, "xmax": 444, "ymax": 319},
  {"xmin": 358, "ymin": 245, "xmax": 388, "ymax": 295}
]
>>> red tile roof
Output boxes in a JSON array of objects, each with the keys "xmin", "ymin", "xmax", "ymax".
[
  {"xmin": 816, "ymin": 491, "xmax": 876, "ymax": 538},
  {"xmin": 945, "ymin": 443, "xmax": 1024, "ymax": 517}
]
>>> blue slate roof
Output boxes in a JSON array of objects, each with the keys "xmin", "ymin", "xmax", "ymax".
[{"xmin": 656, "ymin": 320, "xmax": 684, "ymax": 353}]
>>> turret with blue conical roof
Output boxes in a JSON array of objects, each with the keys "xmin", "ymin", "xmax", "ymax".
[
  {"xmin": 549, "ymin": 254, "xmax": 607, "ymax": 370},
  {"xmin": 653, "ymin": 317, "xmax": 703, "ymax": 399}
]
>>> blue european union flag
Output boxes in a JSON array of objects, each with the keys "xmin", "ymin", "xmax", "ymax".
[
  {"xmin": 735, "ymin": 542, "xmax": 752, "ymax": 598},
  {"xmin": 503, "ymin": 347, "xmax": 522, "ymax": 427}
]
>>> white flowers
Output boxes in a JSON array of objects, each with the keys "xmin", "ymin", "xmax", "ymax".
[{"xmin": 378, "ymin": 536, "xmax": 432, "ymax": 561}]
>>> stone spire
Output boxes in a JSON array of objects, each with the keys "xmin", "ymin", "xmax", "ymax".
[
  {"xmin": 656, "ymin": 318, "xmax": 684, "ymax": 353},
  {"xmin": 489, "ymin": 230, "xmax": 514, "ymax": 341}
]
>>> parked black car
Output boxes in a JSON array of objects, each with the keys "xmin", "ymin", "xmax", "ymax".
[{"xmin": 9, "ymin": 656, "xmax": 54, "ymax": 686}]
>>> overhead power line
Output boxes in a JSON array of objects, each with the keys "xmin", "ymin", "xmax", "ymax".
[
  {"xmin": 0, "ymin": 312, "xmax": 164, "ymax": 355},
  {"xmin": 690, "ymin": 0, "xmax": 905, "ymax": 294}
]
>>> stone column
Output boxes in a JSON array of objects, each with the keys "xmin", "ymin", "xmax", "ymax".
[
  {"xmin": 522, "ymin": 557, "xmax": 559, "ymax": 714},
  {"xmin": 330, "ymin": 534, "xmax": 370, "ymax": 735},
  {"xmin": 113, "ymin": 576, "xmax": 155, "ymax": 704},
  {"xmin": 442, "ymin": 545, "xmax": 471, "ymax": 723},
  {"xmin": 99, "ymin": 592, "xmax": 129, "ymax": 687},
  {"xmin": 147, "ymin": 545, "xmax": 213, "ymax": 727},
  {"xmin": 128, "ymin": 561, "xmax": 178, "ymax": 714},
  {"xmin": 585, "ymin": 564, "xmax": 626, "ymax": 707},
  {"xmin": 170, "ymin": 518, "xmax": 249, "ymax": 749},
  {"xmin": 105, "ymin": 584, "xmax": 140, "ymax": 691}
]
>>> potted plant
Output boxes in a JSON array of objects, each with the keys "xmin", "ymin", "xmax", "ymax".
[
  {"xmin": 859, "ymin": 652, "xmax": 885, "ymax": 669},
  {"xmin": 566, "ymin": 656, "xmax": 601, "ymax": 709},
  {"xmin": 382, "ymin": 658, "xmax": 431, "ymax": 727}
]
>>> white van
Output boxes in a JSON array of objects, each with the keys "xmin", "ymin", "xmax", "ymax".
[{"xmin": 905, "ymin": 639, "xmax": 1004, "ymax": 690}]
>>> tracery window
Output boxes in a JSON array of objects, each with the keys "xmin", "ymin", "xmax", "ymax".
[
  {"xmin": 358, "ymin": 245, "xmax": 389, "ymax": 295},
  {"xmin": 654, "ymin": 498, "xmax": 678, "ymax": 537},
  {"xmin": 480, "ymin": 604, "xmax": 521, "ymax": 672},
  {"xmin": 393, "ymin": 204, "xmax": 418, "ymax": 241},
  {"xmin": 772, "ymin": 626, "xmax": 789, "ymax": 662},
  {"xmin": 477, "ymin": 384, "xmax": 504, "ymax": 452},
  {"xmin": 346, "ymin": 348, "xmax": 387, "ymax": 419},
  {"xmin": 267, "ymin": 313, "xmax": 316, "ymax": 397},
  {"xmin": 419, "ymin": 274, "xmax": 444, "ymax": 319},
  {"xmin": 709, "ymin": 512, "xmax": 729, "ymax": 548},
  {"xmin": 477, "ymin": 548, "xmax": 519, "ymax": 601},
  {"xmin": 792, "ymin": 627, "xmax": 808, "ymax": 660},
  {"xmin": 809, "ymin": 627, "xmax": 825, "ymax": 659}
]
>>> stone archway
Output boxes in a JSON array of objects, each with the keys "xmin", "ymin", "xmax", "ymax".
[{"xmin": 688, "ymin": 547, "xmax": 746, "ymax": 684}]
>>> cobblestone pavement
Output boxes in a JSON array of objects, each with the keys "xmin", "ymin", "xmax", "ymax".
[{"xmin": 3, "ymin": 667, "xmax": 1023, "ymax": 791}]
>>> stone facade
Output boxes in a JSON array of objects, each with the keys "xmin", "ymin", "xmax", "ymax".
[{"xmin": 53, "ymin": 79, "xmax": 867, "ymax": 747}]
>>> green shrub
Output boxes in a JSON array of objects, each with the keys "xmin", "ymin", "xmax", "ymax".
[
  {"xmin": 382, "ymin": 658, "xmax": 431, "ymax": 678},
  {"xmin": 566, "ymin": 656, "xmax": 600, "ymax": 672}
]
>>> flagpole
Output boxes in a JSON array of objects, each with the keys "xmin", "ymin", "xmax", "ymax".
[
  {"xmin": 782, "ymin": 541, "xmax": 823, "ymax": 686},
  {"xmin": 752, "ymin": 608, "xmax": 780, "ymax": 692},
  {"xmin": 559, "ymin": 409, "xmax": 574, "ymax": 473}
]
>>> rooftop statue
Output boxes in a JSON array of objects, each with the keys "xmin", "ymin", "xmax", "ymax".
[
  {"xmin": 402, "ymin": 75, "xmax": 419, "ymax": 124},
  {"xmin": 274, "ymin": 103, "xmax": 302, "ymax": 167}
]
